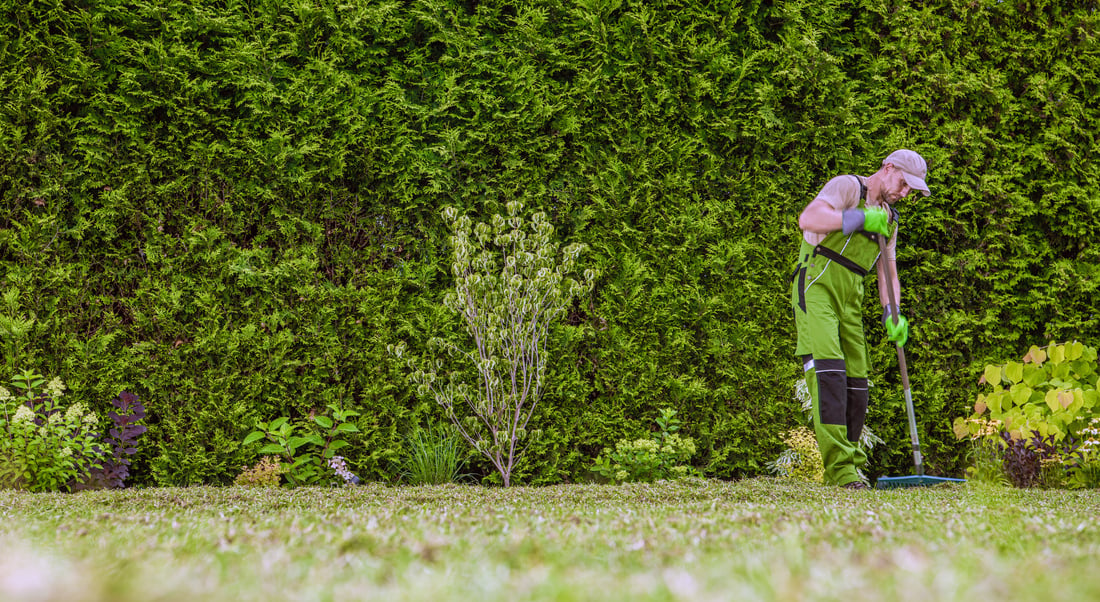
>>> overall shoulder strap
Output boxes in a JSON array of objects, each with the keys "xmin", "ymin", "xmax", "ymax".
[{"xmin": 850, "ymin": 175, "xmax": 866, "ymax": 202}]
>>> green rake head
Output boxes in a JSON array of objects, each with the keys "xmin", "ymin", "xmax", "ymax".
[{"xmin": 875, "ymin": 475, "xmax": 966, "ymax": 489}]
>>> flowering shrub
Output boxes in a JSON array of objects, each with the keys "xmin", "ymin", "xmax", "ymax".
[
  {"xmin": 1081, "ymin": 418, "xmax": 1100, "ymax": 456},
  {"xmin": 0, "ymin": 370, "xmax": 108, "ymax": 492},
  {"xmin": 591, "ymin": 408, "xmax": 697, "ymax": 483}
]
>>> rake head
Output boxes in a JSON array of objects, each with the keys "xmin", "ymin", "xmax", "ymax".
[{"xmin": 875, "ymin": 475, "xmax": 966, "ymax": 489}]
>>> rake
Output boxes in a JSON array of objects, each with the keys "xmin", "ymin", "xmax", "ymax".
[{"xmin": 873, "ymin": 235, "xmax": 965, "ymax": 489}]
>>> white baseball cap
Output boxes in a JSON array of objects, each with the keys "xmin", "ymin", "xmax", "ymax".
[{"xmin": 883, "ymin": 149, "xmax": 930, "ymax": 196}]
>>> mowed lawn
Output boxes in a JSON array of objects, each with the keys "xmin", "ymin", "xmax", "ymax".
[{"xmin": 1, "ymin": 478, "xmax": 1098, "ymax": 601}]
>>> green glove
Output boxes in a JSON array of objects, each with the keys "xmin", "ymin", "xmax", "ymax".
[
  {"xmin": 861, "ymin": 207, "xmax": 890, "ymax": 237},
  {"xmin": 885, "ymin": 313, "xmax": 909, "ymax": 347},
  {"xmin": 842, "ymin": 207, "xmax": 890, "ymax": 236}
]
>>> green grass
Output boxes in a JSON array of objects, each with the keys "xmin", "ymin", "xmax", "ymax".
[
  {"xmin": 398, "ymin": 423, "xmax": 471, "ymax": 485},
  {"xmin": 1, "ymin": 478, "xmax": 1098, "ymax": 601}
]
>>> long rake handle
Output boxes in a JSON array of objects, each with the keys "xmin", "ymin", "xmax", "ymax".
[{"xmin": 876, "ymin": 235, "xmax": 923, "ymax": 477}]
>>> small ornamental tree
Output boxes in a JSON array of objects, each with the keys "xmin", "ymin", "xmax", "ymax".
[{"xmin": 393, "ymin": 202, "xmax": 594, "ymax": 486}]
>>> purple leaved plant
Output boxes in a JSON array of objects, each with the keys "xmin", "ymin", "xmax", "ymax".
[{"xmin": 72, "ymin": 391, "xmax": 148, "ymax": 491}]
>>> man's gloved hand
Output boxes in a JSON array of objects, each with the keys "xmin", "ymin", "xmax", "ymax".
[
  {"xmin": 861, "ymin": 207, "xmax": 890, "ymax": 236},
  {"xmin": 883, "ymin": 307, "xmax": 909, "ymax": 347},
  {"xmin": 842, "ymin": 207, "xmax": 891, "ymax": 236}
]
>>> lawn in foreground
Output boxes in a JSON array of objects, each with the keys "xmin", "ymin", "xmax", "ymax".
[{"xmin": 1, "ymin": 478, "xmax": 1098, "ymax": 601}]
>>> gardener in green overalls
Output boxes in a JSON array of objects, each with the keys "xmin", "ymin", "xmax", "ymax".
[{"xmin": 791, "ymin": 149, "xmax": 930, "ymax": 489}]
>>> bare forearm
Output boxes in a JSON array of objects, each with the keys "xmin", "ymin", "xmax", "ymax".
[
  {"xmin": 798, "ymin": 199, "xmax": 844, "ymax": 233},
  {"xmin": 877, "ymin": 261, "xmax": 901, "ymax": 308}
]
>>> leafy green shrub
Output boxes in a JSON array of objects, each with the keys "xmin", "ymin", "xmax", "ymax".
[
  {"xmin": 591, "ymin": 408, "xmax": 697, "ymax": 483},
  {"xmin": 955, "ymin": 341, "xmax": 1099, "ymax": 443},
  {"xmin": 1068, "ymin": 462, "xmax": 1100, "ymax": 490},
  {"xmin": 398, "ymin": 423, "xmax": 470, "ymax": 485},
  {"xmin": 955, "ymin": 341, "xmax": 1100, "ymax": 488},
  {"xmin": 242, "ymin": 405, "xmax": 361, "ymax": 487},
  {"xmin": 0, "ymin": 370, "xmax": 107, "ymax": 492}
]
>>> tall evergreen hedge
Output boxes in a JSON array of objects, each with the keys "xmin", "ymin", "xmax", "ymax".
[{"xmin": 2, "ymin": 0, "xmax": 1097, "ymax": 485}]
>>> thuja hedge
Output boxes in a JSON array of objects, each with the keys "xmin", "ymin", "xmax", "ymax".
[{"xmin": 1, "ymin": 0, "xmax": 1097, "ymax": 485}]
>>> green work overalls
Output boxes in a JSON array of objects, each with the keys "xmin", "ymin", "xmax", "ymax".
[{"xmin": 790, "ymin": 176, "xmax": 897, "ymax": 486}]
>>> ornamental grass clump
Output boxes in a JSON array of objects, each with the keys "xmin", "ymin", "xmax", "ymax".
[
  {"xmin": 958, "ymin": 417, "xmax": 1011, "ymax": 486},
  {"xmin": 398, "ymin": 423, "xmax": 470, "ymax": 485},
  {"xmin": 392, "ymin": 202, "xmax": 595, "ymax": 487}
]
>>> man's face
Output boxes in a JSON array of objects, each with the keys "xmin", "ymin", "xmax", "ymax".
[{"xmin": 881, "ymin": 164, "xmax": 914, "ymax": 204}]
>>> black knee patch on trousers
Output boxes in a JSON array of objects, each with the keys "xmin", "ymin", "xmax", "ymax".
[
  {"xmin": 815, "ymin": 358, "xmax": 847, "ymax": 426},
  {"xmin": 846, "ymin": 377, "xmax": 869, "ymax": 442}
]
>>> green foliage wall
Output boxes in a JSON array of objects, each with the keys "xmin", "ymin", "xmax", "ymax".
[{"xmin": 1, "ymin": 0, "xmax": 1097, "ymax": 485}]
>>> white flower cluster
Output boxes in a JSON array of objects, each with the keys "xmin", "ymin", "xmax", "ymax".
[
  {"xmin": 328, "ymin": 456, "xmax": 360, "ymax": 485},
  {"xmin": 1081, "ymin": 417, "xmax": 1100, "ymax": 458},
  {"xmin": 12, "ymin": 405, "xmax": 35, "ymax": 424},
  {"xmin": 45, "ymin": 378, "xmax": 66, "ymax": 399},
  {"xmin": 64, "ymin": 402, "xmax": 86, "ymax": 423},
  {"xmin": 0, "ymin": 387, "xmax": 12, "ymax": 402}
]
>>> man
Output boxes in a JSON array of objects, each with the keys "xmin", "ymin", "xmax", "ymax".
[{"xmin": 790, "ymin": 149, "xmax": 930, "ymax": 489}]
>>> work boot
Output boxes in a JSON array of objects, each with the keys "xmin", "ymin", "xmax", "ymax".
[{"xmin": 841, "ymin": 481, "xmax": 869, "ymax": 490}]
